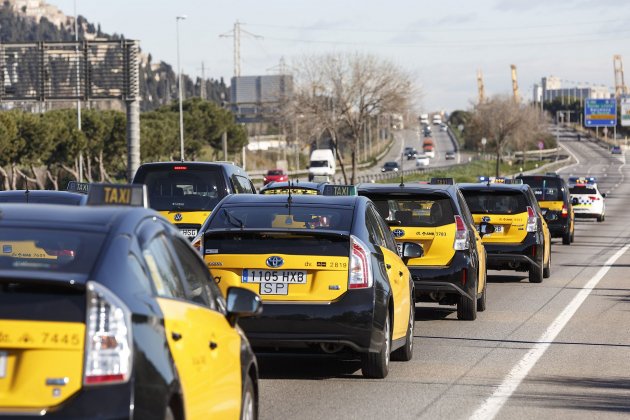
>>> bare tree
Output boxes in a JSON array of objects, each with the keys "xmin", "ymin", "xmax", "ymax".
[
  {"xmin": 291, "ymin": 53, "xmax": 415, "ymax": 183},
  {"xmin": 466, "ymin": 96, "xmax": 543, "ymax": 176}
]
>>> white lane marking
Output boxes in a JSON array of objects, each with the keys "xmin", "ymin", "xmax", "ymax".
[
  {"xmin": 469, "ymin": 243, "xmax": 630, "ymax": 420},
  {"xmin": 556, "ymin": 142, "xmax": 580, "ymax": 173}
]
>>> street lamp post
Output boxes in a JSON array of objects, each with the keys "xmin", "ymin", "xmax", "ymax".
[{"xmin": 176, "ymin": 15, "xmax": 187, "ymax": 161}]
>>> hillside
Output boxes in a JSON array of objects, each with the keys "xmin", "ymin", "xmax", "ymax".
[{"xmin": 0, "ymin": 0, "xmax": 228, "ymax": 111}]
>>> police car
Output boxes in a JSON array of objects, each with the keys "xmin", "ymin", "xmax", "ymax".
[
  {"xmin": 0, "ymin": 184, "xmax": 261, "ymax": 419},
  {"xmin": 568, "ymin": 177, "xmax": 606, "ymax": 222},
  {"xmin": 358, "ymin": 178, "xmax": 488, "ymax": 321},
  {"xmin": 198, "ymin": 193, "xmax": 422, "ymax": 378},
  {"xmin": 460, "ymin": 182, "xmax": 551, "ymax": 283}
]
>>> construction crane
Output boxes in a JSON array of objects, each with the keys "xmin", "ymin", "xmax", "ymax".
[
  {"xmin": 477, "ymin": 69, "xmax": 485, "ymax": 104},
  {"xmin": 510, "ymin": 64, "xmax": 520, "ymax": 103},
  {"xmin": 613, "ymin": 54, "xmax": 627, "ymax": 99}
]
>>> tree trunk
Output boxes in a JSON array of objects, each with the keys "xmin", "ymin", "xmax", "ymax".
[
  {"xmin": 0, "ymin": 166, "xmax": 10, "ymax": 191},
  {"xmin": 15, "ymin": 168, "xmax": 38, "ymax": 189},
  {"xmin": 46, "ymin": 168, "xmax": 59, "ymax": 191},
  {"xmin": 61, "ymin": 163, "xmax": 79, "ymax": 181},
  {"xmin": 98, "ymin": 150, "xmax": 105, "ymax": 182},
  {"xmin": 495, "ymin": 150, "xmax": 501, "ymax": 177},
  {"xmin": 29, "ymin": 164, "xmax": 47, "ymax": 189},
  {"xmin": 85, "ymin": 152, "xmax": 93, "ymax": 183},
  {"xmin": 331, "ymin": 130, "xmax": 348, "ymax": 184},
  {"xmin": 10, "ymin": 164, "xmax": 18, "ymax": 190}
]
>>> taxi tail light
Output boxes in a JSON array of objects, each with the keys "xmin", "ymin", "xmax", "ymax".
[
  {"xmin": 526, "ymin": 206, "xmax": 538, "ymax": 232},
  {"xmin": 453, "ymin": 215, "xmax": 468, "ymax": 251},
  {"xmin": 561, "ymin": 206, "xmax": 568, "ymax": 218},
  {"xmin": 84, "ymin": 281, "xmax": 132, "ymax": 386},
  {"xmin": 349, "ymin": 236, "xmax": 373, "ymax": 289}
]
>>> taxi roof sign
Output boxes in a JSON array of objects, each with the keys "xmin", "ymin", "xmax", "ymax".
[
  {"xmin": 66, "ymin": 181, "xmax": 90, "ymax": 194},
  {"xmin": 86, "ymin": 183, "xmax": 148, "ymax": 207},
  {"xmin": 430, "ymin": 177, "xmax": 454, "ymax": 185},
  {"xmin": 321, "ymin": 184, "xmax": 357, "ymax": 196}
]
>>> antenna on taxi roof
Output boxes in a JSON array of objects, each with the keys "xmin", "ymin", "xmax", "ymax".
[{"xmin": 399, "ymin": 174, "xmax": 404, "ymax": 188}]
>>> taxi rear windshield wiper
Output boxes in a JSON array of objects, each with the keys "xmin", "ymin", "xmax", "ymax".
[{"xmin": 222, "ymin": 209, "xmax": 245, "ymax": 229}]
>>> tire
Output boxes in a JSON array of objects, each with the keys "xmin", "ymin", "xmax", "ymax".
[
  {"xmin": 543, "ymin": 253, "xmax": 551, "ymax": 279},
  {"xmin": 457, "ymin": 284, "xmax": 477, "ymax": 321},
  {"xmin": 562, "ymin": 230, "xmax": 571, "ymax": 245},
  {"xmin": 392, "ymin": 293, "xmax": 414, "ymax": 362},
  {"xmin": 361, "ymin": 311, "xmax": 391, "ymax": 378},
  {"xmin": 164, "ymin": 406, "xmax": 175, "ymax": 420},
  {"xmin": 597, "ymin": 214, "xmax": 604, "ymax": 222},
  {"xmin": 240, "ymin": 374, "xmax": 257, "ymax": 420},
  {"xmin": 529, "ymin": 260, "xmax": 543, "ymax": 283},
  {"xmin": 477, "ymin": 279, "xmax": 487, "ymax": 312}
]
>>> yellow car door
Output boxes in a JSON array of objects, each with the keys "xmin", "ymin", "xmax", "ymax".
[{"xmin": 143, "ymin": 235, "xmax": 242, "ymax": 419}]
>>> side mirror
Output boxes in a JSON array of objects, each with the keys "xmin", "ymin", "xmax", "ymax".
[
  {"xmin": 602, "ymin": 193, "xmax": 607, "ymax": 198},
  {"xmin": 478, "ymin": 222, "xmax": 495, "ymax": 238},
  {"xmin": 544, "ymin": 212, "xmax": 558, "ymax": 222},
  {"xmin": 572, "ymin": 197, "xmax": 578, "ymax": 205},
  {"xmin": 226, "ymin": 287, "xmax": 262, "ymax": 327},
  {"xmin": 401, "ymin": 242, "xmax": 423, "ymax": 263}
]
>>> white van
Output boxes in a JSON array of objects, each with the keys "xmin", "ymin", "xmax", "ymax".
[{"xmin": 308, "ymin": 149, "xmax": 336, "ymax": 181}]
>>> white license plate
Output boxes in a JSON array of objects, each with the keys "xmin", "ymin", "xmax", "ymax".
[
  {"xmin": 242, "ymin": 269, "xmax": 307, "ymax": 284},
  {"xmin": 0, "ymin": 351, "xmax": 6, "ymax": 378},
  {"xmin": 259, "ymin": 283, "xmax": 289, "ymax": 295},
  {"xmin": 180, "ymin": 228, "xmax": 198, "ymax": 238},
  {"xmin": 477, "ymin": 225, "xmax": 503, "ymax": 233}
]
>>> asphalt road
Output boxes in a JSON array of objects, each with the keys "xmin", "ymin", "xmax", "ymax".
[{"xmin": 255, "ymin": 128, "xmax": 630, "ymax": 419}]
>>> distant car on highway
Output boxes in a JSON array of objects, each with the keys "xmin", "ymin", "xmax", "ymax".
[
  {"xmin": 404, "ymin": 147, "xmax": 418, "ymax": 160},
  {"xmin": 423, "ymin": 126, "xmax": 432, "ymax": 137},
  {"xmin": 611, "ymin": 145, "xmax": 622, "ymax": 155},
  {"xmin": 382, "ymin": 161, "xmax": 400, "ymax": 172},
  {"xmin": 415, "ymin": 154, "xmax": 430, "ymax": 167},
  {"xmin": 445, "ymin": 151, "xmax": 456, "ymax": 160},
  {"xmin": 263, "ymin": 168, "xmax": 289, "ymax": 185}
]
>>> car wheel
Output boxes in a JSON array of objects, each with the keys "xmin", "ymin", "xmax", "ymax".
[
  {"xmin": 562, "ymin": 230, "xmax": 571, "ymax": 245},
  {"xmin": 240, "ymin": 374, "xmax": 257, "ymax": 420},
  {"xmin": 457, "ymin": 282, "xmax": 477, "ymax": 320},
  {"xmin": 529, "ymin": 260, "xmax": 543, "ymax": 283},
  {"xmin": 597, "ymin": 214, "xmax": 603, "ymax": 222},
  {"xmin": 361, "ymin": 311, "xmax": 391, "ymax": 378},
  {"xmin": 477, "ymin": 276, "xmax": 487, "ymax": 312},
  {"xmin": 392, "ymin": 292, "xmax": 414, "ymax": 362},
  {"xmin": 543, "ymin": 253, "xmax": 551, "ymax": 279}
]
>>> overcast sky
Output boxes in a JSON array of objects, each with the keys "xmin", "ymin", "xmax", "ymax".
[{"xmin": 52, "ymin": 0, "xmax": 630, "ymax": 112}]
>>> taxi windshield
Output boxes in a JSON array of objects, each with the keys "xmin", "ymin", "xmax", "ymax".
[
  {"xmin": 139, "ymin": 168, "xmax": 227, "ymax": 212},
  {"xmin": 0, "ymin": 228, "xmax": 105, "ymax": 274},
  {"xmin": 370, "ymin": 195, "xmax": 455, "ymax": 227},
  {"xmin": 209, "ymin": 205, "xmax": 353, "ymax": 231}
]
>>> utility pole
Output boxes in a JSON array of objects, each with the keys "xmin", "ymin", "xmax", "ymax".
[
  {"xmin": 176, "ymin": 15, "xmax": 187, "ymax": 161},
  {"xmin": 220, "ymin": 20, "xmax": 263, "ymax": 77},
  {"xmin": 74, "ymin": 0, "xmax": 83, "ymax": 182},
  {"xmin": 199, "ymin": 61, "xmax": 206, "ymax": 100}
]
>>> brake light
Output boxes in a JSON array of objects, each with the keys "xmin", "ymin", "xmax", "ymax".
[
  {"xmin": 173, "ymin": 166, "xmax": 187, "ymax": 171},
  {"xmin": 84, "ymin": 281, "xmax": 132, "ymax": 386},
  {"xmin": 348, "ymin": 236, "xmax": 372, "ymax": 289},
  {"xmin": 453, "ymin": 215, "xmax": 468, "ymax": 250},
  {"xmin": 561, "ymin": 206, "xmax": 568, "ymax": 218},
  {"xmin": 526, "ymin": 206, "xmax": 537, "ymax": 232}
]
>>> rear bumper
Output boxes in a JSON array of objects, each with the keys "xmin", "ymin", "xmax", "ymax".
[
  {"xmin": 546, "ymin": 219, "xmax": 570, "ymax": 237},
  {"xmin": 408, "ymin": 252, "xmax": 476, "ymax": 300},
  {"xmin": 574, "ymin": 209, "xmax": 603, "ymax": 218},
  {"xmin": 239, "ymin": 288, "xmax": 383, "ymax": 353},
  {"xmin": 484, "ymin": 235, "xmax": 542, "ymax": 271}
]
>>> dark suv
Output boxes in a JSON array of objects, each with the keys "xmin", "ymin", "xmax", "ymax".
[{"xmin": 516, "ymin": 174, "xmax": 574, "ymax": 245}]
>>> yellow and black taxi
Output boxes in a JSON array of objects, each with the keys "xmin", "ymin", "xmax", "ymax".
[
  {"xmin": 357, "ymin": 178, "xmax": 488, "ymax": 321},
  {"xmin": 0, "ymin": 184, "xmax": 261, "ymax": 419},
  {"xmin": 459, "ymin": 182, "xmax": 552, "ymax": 283},
  {"xmin": 132, "ymin": 161, "xmax": 256, "ymax": 240},
  {"xmin": 517, "ymin": 173, "xmax": 575, "ymax": 244},
  {"xmin": 197, "ymin": 193, "xmax": 422, "ymax": 378}
]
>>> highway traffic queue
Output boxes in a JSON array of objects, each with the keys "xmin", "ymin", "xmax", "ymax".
[{"xmin": 0, "ymin": 161, "xmax": 605, "ymax": 419}]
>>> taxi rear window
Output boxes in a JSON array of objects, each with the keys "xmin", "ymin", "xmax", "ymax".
[
  {"xmin": 519, "ymin": 177, "xmax": 562, "ymax": 201},
  {"xmin": 0, "ymin": 228, "xmax": 105, "ymax": 274},
  {"xmin": 569, "ymin": 186, "xmax": 596, "ymax": 195},
  {"xmin": 204, "ymin": 231, "xmax": 349, "ymax": 256},
  {"xmin": 462, "ymin": 191, "xmax": 528, "ymax": 215},
  {"xmin": 369, "ymin": 195, "xmax": 455, "ymax": 227},
  {"xmin": 136, "ymin": 167, "xmax": 227, "ymax": 212},
  {"xmin": 209, "ymin": 205, "xmax": 353, "ymax": 231}
]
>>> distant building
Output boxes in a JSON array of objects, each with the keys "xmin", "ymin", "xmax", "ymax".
[
  {"xmin": 533, "ymin": 76, "xmax": 611, "ymax": 103},
  {"xmin": 230, "ymin": 75, "xmax": 293, "ymax": 122}
]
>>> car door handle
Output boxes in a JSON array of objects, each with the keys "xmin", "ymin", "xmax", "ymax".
[
  {"xmin": 209, "ymin": 341, "xmax": 218, "ymax": 350},
  {"xmin": 399, "ymin": 271, "xmax": 404, "ymax": 277},
  {"xmin": 171, "ymin": 332, "xmax": 182, "ymax": 341},
  {"xmin": 386, "ymin": 264, "xmax": 392, "ymax": 269}
]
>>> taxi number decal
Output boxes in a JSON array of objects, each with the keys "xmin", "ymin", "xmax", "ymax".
[
  {"xmin": 328, "ymin": 261, "xmax": 347, "ymax": 268},
  {"xmin": 0, "ymin": 331, "xmax": 81, "ymax": 347},
  {"xmin": 414, "ymin": 231, "xmax": 446, "ymax": 237},
  {"xmin": 242, "ymin": 269, "xmax": 307, "ymax": 284}
]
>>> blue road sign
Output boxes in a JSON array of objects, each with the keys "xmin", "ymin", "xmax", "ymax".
[{"xmin": 584, "ymin": 98, "xmax": 617, "ymax": 127}]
